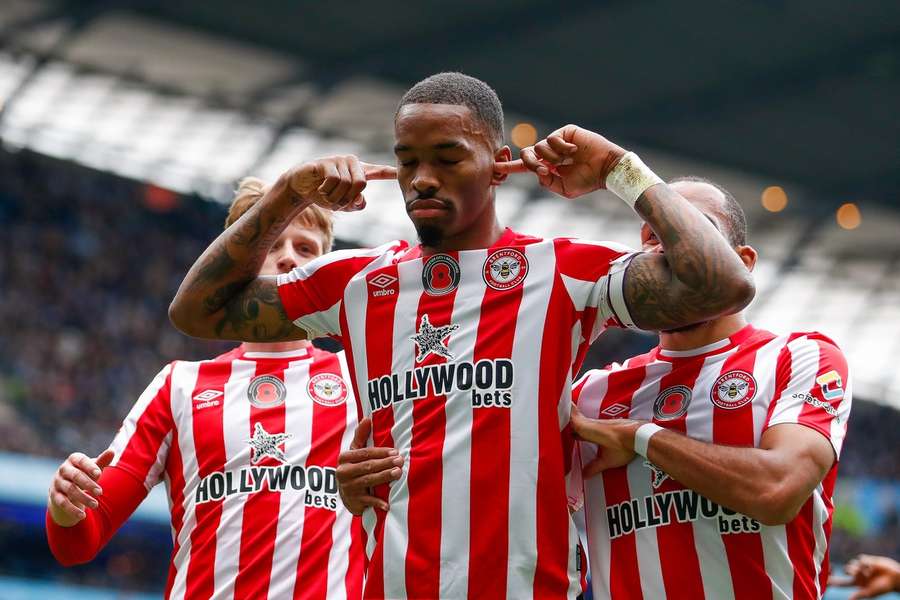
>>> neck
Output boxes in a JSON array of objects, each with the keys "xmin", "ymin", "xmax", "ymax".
[
  {"xmin": 659, "ymin": 313, "xmax": 748, "ymax": 352},
  {"xmin": 422, "ymin": 199, "xmax": 504, "ymax": 254},
  {"xmin": 242, "ymin": 339, "xmax": 312, "ymax": 354}
]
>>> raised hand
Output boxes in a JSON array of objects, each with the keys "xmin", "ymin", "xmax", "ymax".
[
  {"xmin": 48, "ymin": 449, "xmax": 115, "ymax": 527},
  {"xmin": 286, "ymin": 155, "xmax": 397, "ymax": 212},
  {"xmin": 497, "ymin": 125, "xmax": 627, "ymax": 199},
  {"xmin": 336, "ymin": 418, "xmax": 403, "ymax": 515}
]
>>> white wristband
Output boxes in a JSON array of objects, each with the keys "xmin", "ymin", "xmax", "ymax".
[
  {"xmin": 605, "ymin": 152, "xmax": 664, "ymax": 209},
  {"xmin": 633, "ymin": 423, "xmax": 663, "ymax": 458}
]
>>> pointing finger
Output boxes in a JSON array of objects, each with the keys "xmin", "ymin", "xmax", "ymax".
[
  {"xmin": 350, "ymin": 418, "xmax": 372, "ymax": 451},
  {"xmin": 493, "ymin": 159, "xmax": 528, "ymax": 174},
  {"xmin": 362, "ymin": 163, "xmax": 398, "ymax": 181}
]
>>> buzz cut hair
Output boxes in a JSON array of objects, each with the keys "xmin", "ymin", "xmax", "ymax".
[
  {"xmin": 668, "ymin": 175, "xmax": 748, "ymax": 247},
  {"xmin": 396, "ymin": 72, "xmax": 505, "ymax": 148}
]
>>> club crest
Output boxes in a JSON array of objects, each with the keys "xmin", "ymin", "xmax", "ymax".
[
  {"xmin": 483, "ymin": 248, "xmax": 528, "ymax": 291},
  {"xmin": 307, "ymin": 373, "xmax": 349, "ymax": 406},
  {"xmin": 711, "ymin": 370, "xmax": 757, "ymax": 410}
]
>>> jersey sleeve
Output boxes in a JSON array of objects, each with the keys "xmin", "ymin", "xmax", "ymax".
[
  {"xmin": 554, "ymin": 239, "xmax": 640, "ymax": 343},
  {"xmin": 46, "ymin": 465, "xmax": 149, "ymax": 566},
  {"xmin": 276, "ymin": 243, "xmax": 401, "ymax": 339},
  {"xmin": 764, "ymin": 335, "xmax": 852, "ymax": 458},
  {"xmin": 108, "ymin": 363, "xmax": 176, "ymax": 491}
]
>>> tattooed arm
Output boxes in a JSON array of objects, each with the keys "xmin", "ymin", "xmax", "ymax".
[
  {"xmin": 168, "ymin": 156, "xmax": 396, "ymax": 341},
  {"xmin": 621, "ymin": 185, "xmax": 754, "ymax": 330},
  {"xmin": 517, "ymin": 125, "xmax": 754, "ymax": 330}
]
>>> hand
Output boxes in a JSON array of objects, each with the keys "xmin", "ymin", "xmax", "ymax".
[
  {"xmin": 570, "ymin": 402, "xmax": 641, "ymax": 448},
  {"xmin": 497, "ymin": 125, "xmax": 627, "ymax": 199},
  {"xmin": 286, "ymin": 155, "xmax": 397, "ymax": 211},
  {"xmin": 336, "ymin": 417, "xmax": 404, "ymax": 515},
  {"xmin": 47, "ymin": 449, "xmax": 114, "ymax": 527},
  {"xmin": 829, "ymin": 554, "xmax": 900, "ymax": 599}
]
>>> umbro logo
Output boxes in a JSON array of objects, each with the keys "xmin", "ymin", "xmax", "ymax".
[
  {"xmin": 369, "ymin": 273, "xmax": 398, "ymax": 298},
  {"xmin": 193, "ymin": 389, "xmax": 223, "ymax": 410},
  {"xmin": 600, "ymin": 403, "xmax": 629, "ymax": 418},
  {"xmin": 194, "ymin": 390, "xmax": 223, "ymax": 402}
]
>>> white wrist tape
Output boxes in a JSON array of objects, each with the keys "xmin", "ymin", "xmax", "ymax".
[
  {"xmin": 605, "ymin": 152, "xmax": 664, "ymax": 208},
  {"xmin": 634, "ymin": 423, "xmax": 664, "ymax": 458}
]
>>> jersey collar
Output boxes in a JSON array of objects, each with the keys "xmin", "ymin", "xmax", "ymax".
[{"xmin": 656, "ymin": 324, "xmax": 756, "ymax": 360}]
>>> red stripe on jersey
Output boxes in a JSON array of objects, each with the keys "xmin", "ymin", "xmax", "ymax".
[
  {"xmin": 788, "ymin": 499, "xmax": 818, "ymax": 600},
  {"xmin": 533, "ymin": 273, "xmax": 579, "ymax": 598},
  {"xmin": 346, "ymin": 517, "xmax": 365, "ymax": 600},
  {"xmin": 233, "ymin": 362, "xmax": 288, "ymax": 600},
  {"xmin": 404, "ymin": 274, "xmax": 459, "ymax": 599},
  {"xmin": 467, "ymin": 271, "xmax": 525, "ymax": 598},
  {"xmin": 185, "ymin": 360, "xmax": 232, "ymax": 600},
  {"xmin": 360, "ymin": 264, "xmax": 401, "ymax": 600},
  {"xmin": 651, "ymin": 357, "xmax": 706, "ymax": 600},
  {"xmin": 293, "ymin": 356, "xmax": 350, "ymax": 600},
  {"xmin": 713, "ymin": 348, "xmax": 771, "ymax": 600},
  {"xmin": 601, "ymin": 361, "xmax": 650, "ymax": 600}
]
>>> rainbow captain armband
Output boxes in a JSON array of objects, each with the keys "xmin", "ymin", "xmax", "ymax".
[{"xmin": 605, "ymin": 152, "xmax": 664, "ymax": 209}]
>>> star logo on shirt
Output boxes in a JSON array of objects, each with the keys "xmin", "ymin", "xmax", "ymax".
[
  {"xmin": 246, "ymin": 422, "xmax": 292, "ymax": 464},
  {"xmin": 644, "ymin": 459, "xmax": 670, "ymax": 489},
  {"xmin": 410, "ymin": 313, "xmax": 459, "ymax": 362}
]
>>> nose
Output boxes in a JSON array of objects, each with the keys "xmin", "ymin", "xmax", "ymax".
[
  {"xmin": 275, "ymin": 248, "xmax": 300, "ymax": 273},
  {"xmin": 411, "ymin": 165, "xmax": 440, "ymax": 198}
]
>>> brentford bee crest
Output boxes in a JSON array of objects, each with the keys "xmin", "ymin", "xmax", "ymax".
[
  {"xmin": 483, "ymin": 248, "xmax": 528, "ymax": 291},
  {"xmin": 710, "ymin": 370, "xmax": 757, "ymax": 409},
  {"xmin": 307, "ymin": 373, "xmax": 348, "ymax": 406}
]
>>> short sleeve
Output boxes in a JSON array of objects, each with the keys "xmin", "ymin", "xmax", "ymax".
[
  {"xmin": 109, "ymin": 363, "xmax": 175, "ymax": 491},
  {"xmin": 276, "ymin": 242, "xmax": 402, "ymax": 339},
  {"xmin": 765, "ymin": 335, "xmax": 852, "ymax": 458},
  {"xmin": 554, "ymin": 239, "xmax": 640, "ymax": 343}
]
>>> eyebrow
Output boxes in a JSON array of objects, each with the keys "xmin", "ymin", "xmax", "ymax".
[{"xmin": 393, "ymin": 141, "xmax": 465, "ymax": 153}]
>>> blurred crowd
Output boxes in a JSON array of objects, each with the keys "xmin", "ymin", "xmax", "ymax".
[{"xmin": 0, "ymin": 149, "xmax": 897, "ymax": 571}]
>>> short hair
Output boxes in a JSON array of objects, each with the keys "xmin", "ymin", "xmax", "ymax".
[
  {"xmin": 225, "ymin": 177, "xmax": 334, "ymax": 253},
  {"xmin": 668, "ymin": 175, "xmax": 747, "ymax": 247},
  {"xmin": 396, "ymin": 72, "xmax": 505, "ymax": 147}
]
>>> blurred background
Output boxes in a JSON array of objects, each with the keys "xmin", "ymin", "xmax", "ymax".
[{"xmin": 0, "ymin": 0, "xmax": 897, "ymax": 598}]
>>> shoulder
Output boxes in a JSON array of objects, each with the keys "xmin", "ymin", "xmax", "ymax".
[{"xmin": 277, "ymin": 240, "xmax": 409, "ymax": 285}]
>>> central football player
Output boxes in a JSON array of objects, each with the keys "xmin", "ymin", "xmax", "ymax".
[{"xmin": 169, "ymin": 72, "xmax": 755, "ymax": 599}]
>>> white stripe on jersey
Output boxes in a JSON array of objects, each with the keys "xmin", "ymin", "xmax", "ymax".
[
  {"xmin": 438, "ymin": 250, "xmax": 483, "ymax": 596},
  {"xmin": 750, "ymin": 335, "xmax": 791, "ymax": 445},
  {"xmin": 761, "ymin": 525, "xmax": 793, "ymax": 599},
  {"xmin": 381, "ymin": 257, "xmax": 424, "ymax": 599},
  {"xmin": 212, "ymin": 358, "xmax": 256, "ymax": 600},
  {"xmin": 110, "ymin": 363, "xmax": 172, "ymax": 489},
  {"xmin": 324, "ymin": 352, "xmax": 359, "ymax": 600},
  {"xmin": 686, "ymin": 354, "xmax": 736, "ymax": 600},
  {"xmin": 506, "ymin": 242, "xmax": 555, "ymax": 600},
  {"xmin": 168, "ymin": 360, "xmax": 203, "ymax": 600},
  {"xmin": 264, "ymin": 358, "xmax": 314, "ymax": 600},
  {"xmin": 628, "ymin": 367, "xmax": 667, "ymax": 599},
  {"xmin": 811, "ymin": 483, "xmax": 830, "ymax": 598}
]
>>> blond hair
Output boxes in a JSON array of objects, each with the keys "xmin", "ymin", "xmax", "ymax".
[{"xmin": 225, "ymin": 177, "xmax": 334, "ymax": 253}]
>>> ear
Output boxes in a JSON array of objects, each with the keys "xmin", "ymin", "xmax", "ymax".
[
  {"xmin": 736, "ymin": 245, "xmax": 758, "ymax": 271},
  {"xmin": 491, "ymin": 145, "xmax": 513, "ymax": 186}
]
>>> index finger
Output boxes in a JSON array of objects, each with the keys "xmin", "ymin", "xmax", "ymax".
[
  {"xmin": 362, "ymin": 163, "xmax": 397, "ymax": 180},
  {"xmin": 494, "ymin": 159, "xmax": 528, "ymax": 174},
  {"xmin": 339, "ymin": 446, "xmax": 398, "ymax": 465}
]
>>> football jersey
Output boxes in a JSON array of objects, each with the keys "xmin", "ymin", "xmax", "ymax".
[
  {"xmin": 572, "ymin": 325, "xmax": 852, "ymax": 600},
  {"xmin": 109, "ymin": 344, "xmax": 363, "ymax": 600},
  {"xmin": 276, "ymin": 228, "xmax": 634, "ymax": 599}
]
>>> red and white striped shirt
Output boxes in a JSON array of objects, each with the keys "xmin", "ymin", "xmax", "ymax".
[
  {"xmin": 572, "ymin": 325, "xmax": 852, "ymax": 600},
  {"xmin": 277, "ymin": 228, "xmax": 634, "ymax": 599},
  {"xmin": 105, "ymin": 344, "xmax": 362, "ymax": 600}
]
